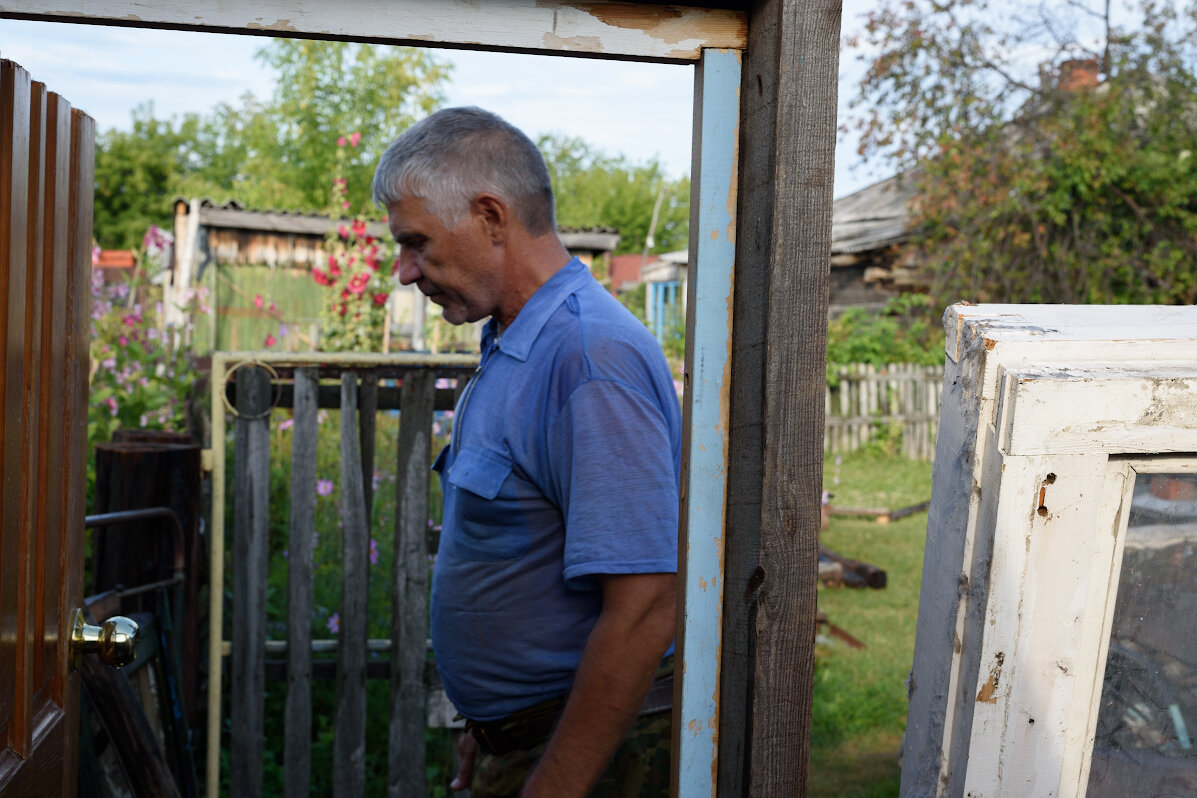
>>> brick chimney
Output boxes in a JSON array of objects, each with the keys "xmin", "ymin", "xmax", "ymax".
[{"xmin": 1058, "ymin": 58, "xmax": 1100, "ymax": 92}]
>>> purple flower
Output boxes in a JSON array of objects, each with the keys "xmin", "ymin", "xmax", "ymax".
[
  {"xmin": 316, "ymin": 479, "xmax": 334, "ymax": 496},
  {"xmin": 327, "ymin": 613, "xmax": 340, "ymax": 635},
  {"xmin": 369, "ymin": 538, "xmax": 379, "ymax": 566},
  {"xmin": 278, "ymin": 418, "xmax": 294, "ymax": 431}
]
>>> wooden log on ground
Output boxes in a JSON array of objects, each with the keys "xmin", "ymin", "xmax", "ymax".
[{"xmin": 819, "ymin": 546, "xmax": 887, "ymax": 589}]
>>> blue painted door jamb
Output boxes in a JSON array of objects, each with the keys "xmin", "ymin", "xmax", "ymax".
[{"xmin": 674, "ymin": 47, "xmax": 739, "ymax": 798}]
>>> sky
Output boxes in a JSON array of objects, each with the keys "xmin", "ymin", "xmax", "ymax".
[{"xmin": 0, "ymin": 12, "xmax": 887, "ymax": 200}]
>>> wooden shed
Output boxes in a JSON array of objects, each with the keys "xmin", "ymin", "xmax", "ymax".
[{"xmin": 166, "ymin": 197, "xmax": 620, "ymax": 352}]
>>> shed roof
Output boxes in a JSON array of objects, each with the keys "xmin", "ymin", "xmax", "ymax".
[
  {"xmin": 829, "ymin": 174, "xmax": 913, "ymax": 255},
  {"xmin": 175, "ymin": 198, "xmax": 621, "ymax": 252}
]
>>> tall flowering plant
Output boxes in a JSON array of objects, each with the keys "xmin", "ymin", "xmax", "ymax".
[
  {"xmin": 311, "ymin": 132, "xmax": 399, "ymax": 352},
  {"xmin": 88, "ymin": 227, "xmax": 206, "ymax": 446}
]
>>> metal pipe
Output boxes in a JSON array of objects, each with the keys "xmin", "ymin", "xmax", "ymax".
[{"xmin": 84, "ymin": 507, "xmax": 187, "ymax": 664}]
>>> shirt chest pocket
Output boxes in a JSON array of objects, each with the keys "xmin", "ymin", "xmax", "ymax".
[{"xmin": 446, "ymin": 448, "xmax": 530, "ymax": 562}]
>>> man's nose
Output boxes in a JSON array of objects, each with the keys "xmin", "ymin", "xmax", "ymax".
[{"xmin": 396, "ymin": 250, "xmax": 422, "ymax": 285}]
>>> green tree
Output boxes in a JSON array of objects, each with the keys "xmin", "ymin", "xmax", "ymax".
[
  {"xmin": 93, "ymin": 104, "xmax": 201, "ymax": 249},
  {"xmin": 539, "ymin": 134, "xmax": 689, "ymax": 255},
  {"xmin": 93, "ymin": 41, "xmax": 450, "ymax": 247},
  {"xmin": 848, "ymin": 0, "xmax": 1197, "ymax": 305}
]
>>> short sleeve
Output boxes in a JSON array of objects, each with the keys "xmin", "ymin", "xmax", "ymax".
[{"xmin": 550, "ymin": 378, "xmax": 679, "ymax": 590}]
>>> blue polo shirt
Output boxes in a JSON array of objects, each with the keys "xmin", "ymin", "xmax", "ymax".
[{"xmin": 430, "ymin": 257, "xmax": 681, "ymax": 722}]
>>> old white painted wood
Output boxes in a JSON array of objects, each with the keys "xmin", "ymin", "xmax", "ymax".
[
  {"xmin": 904, "ymin": 304, "xmax": 1197, "ymax": 798},
  {"xmin": 0, "ymin": 0, "xmax": 746, "ymax": 61}
]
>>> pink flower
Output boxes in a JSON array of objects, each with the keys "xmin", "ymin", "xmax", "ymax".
[
  {"xmin": 347, "ymin": 273, "xmax": 369, "ymax": 296},
  {"xmin": 337, "ymin": 136, "xmax": 347, "ymax": 147},
  {"xmin": 313, "ymin": 268, "xmax": 332, "ymax": 286},
  {"xmin": 348, "ymin": 132, "xmax": 361, "ymax": 147},
  {"xmin": 264, "ymin": 333, "xmax": 277, "ymax": 348},
  {"xmin": 269, "ymin": 302, "xmax": 277, "ymax": 313},
  {"xmin": 105, "ymin": 396, "xmax": 118, "ymax": 416},
  {"xmin": 91, "ymin": 246, "xmax": 101, "ymax": 266},
  {"xmin": 118, "ymin": 335, "xmax": 128, "ymax": 347},
  {"xmin": 342, "ymin": 201, "xmax": 351, "ymax": 210},
  {"xmin": 352, "ymin": 219, "xmax": 367, "ymax": 238},
  {"xmin": 372, "ymin": 292, "xmax": 388, "ymax": 306},
  {"xmin": 254, "ymin": 294, "xmax": 264, "ymax": 310},
  {"xmin": 338, "ymin": 224, "xmax": 350, "ymax": 240},
  {"xmin": 278, "ymin": 418, "xmax": 294, "ymax": 431},
  {"xmin": 316, "ymin": 479, "xmax": 334, "ymax": 496}
]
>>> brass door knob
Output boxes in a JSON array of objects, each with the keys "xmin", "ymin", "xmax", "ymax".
[{"xmin": 70, "ymin": 609, "xmax": 139, "ymax": 669}]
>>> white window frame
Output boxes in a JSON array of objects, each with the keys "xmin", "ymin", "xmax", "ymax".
[{"xmin": 903, "ymin": 304, "xmax": 1197, "ymax": 797}]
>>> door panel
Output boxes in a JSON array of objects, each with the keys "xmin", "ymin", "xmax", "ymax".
[{"xmin": 0, "ymin": 55, "xmax": 94, "ymax": 797}]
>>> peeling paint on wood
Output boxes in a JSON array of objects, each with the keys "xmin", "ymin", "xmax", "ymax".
[
  {"xmin": 906, "ymin": 304, "xmax": 1197, "ymax": 797},
  {"xmin": 1, "ymin": 1, "xmax": 747, "ymax": 61}
]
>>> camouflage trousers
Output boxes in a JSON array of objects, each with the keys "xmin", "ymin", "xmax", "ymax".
[{"xmin": 469, "ymin": 660, "xmax": 673, "ymax": 798}]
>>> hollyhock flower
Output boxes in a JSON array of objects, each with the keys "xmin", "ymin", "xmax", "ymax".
[
  {"xmin": 329, "ymin": 261, "xmax": 342, "ymax": 278},
  {"xmin": 372, "ymin": 292, "xmax": 388, "ymax": 306},
  {"xmin": 254, "ymin": 294, "xmax": 264, "ymax": 310},
  {"xmin": 348, "ymin": 273, "xmax": 369, "ymax": 296},
  {"xmin": 313, "ymin": 268, "xmax": 332, "ymax": 286},
  {"xmin": 316, "ymin": 479, "xmax": 334, "ymax": 496},
  {"xmin": 338, "ymin": 224, "xmax": 350, "ymax": 240},
  {"xmin": 264, "ymin": 333, "xmax": 277, "ymax": 348},
  {"xmin": 342, "ymin": 201, "xmax": 351, "ymax": 210},
  {"xmin": 352, "ymin": 219, "xmax": 367, "ymax": 238},
  {"xmin": 337, "ymin": 136, "xmax": 347, "ymax": 147},
  {"xmin": 348, "ymin": 132, "xmax": 361, "ymax": 147}
]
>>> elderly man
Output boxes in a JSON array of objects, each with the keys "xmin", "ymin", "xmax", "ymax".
[{"xmin": 372, "ymin": 106, "xmax": 681, "ymax": 797}]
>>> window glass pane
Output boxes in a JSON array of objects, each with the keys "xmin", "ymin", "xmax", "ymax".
[{"xmin": 1088, "ymin": 472, "xmax": 1197, "ymax": 796}]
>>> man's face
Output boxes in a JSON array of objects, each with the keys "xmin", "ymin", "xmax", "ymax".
[{"xmin": 386, "ymin": 195, "xmax": 501, "ymax": 325}]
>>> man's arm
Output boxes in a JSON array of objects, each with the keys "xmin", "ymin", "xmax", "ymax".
[{"xmin": 521, "ymin": 571, "xmax": 676, "ymax": 798}]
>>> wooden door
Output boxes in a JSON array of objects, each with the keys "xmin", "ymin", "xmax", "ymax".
[{"xmin": 0, "ymin": 56, "xmax": 95, "ymax": 797}]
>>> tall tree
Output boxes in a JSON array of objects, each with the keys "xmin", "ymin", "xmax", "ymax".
[
  {"xmin": 539, "ymin": 134, "xmax": 690, "ymax": 255},
  {"xmin": 93, "ymin": 41, "xmax": 449, "ymax": 248},
  {"xmin": 93, "ymin": 104, "xmax": 201, "ymax": 249},
  {"xmin": 848, "ymin": 0, "xmax": 1197, "ymax": 305}
]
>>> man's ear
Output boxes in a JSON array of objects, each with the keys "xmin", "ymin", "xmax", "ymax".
[{"xmin": 470, "ymin": 194, "xmax": 508, "ymax": 244}]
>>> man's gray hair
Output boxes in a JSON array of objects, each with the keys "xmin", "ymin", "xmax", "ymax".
[{"xmin": 372, "ymin": 106, "xmax": 556, "ymax": 235}]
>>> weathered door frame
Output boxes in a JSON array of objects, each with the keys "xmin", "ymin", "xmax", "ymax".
[{"xmin": 0, "ymin": 3, "xmax": 839, "ymax": 795}]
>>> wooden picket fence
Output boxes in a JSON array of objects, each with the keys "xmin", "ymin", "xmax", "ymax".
[
  {"xmin": 209, "ymin": 354, "xmax": 477, "ymax": 798},
  {"xmin": 824, "ymin": 363, "xmax": 945, "ymax": 461}
]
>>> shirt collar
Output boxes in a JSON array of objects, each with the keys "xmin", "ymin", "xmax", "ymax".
[{"xmin": 482, "ymin": 257, "xmax": 593, "ymax": 362}]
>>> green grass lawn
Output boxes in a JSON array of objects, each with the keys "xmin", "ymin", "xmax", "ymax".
[{"xmin": 810, "ymin": 450, "xmax": 933, "ymax": 797}]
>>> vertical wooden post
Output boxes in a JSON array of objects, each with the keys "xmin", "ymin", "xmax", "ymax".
[
  {"xmin": 389, "ymin": 370, "xmax": 435, "ymax": 798},
  {"xmin": 359, "ymin": 371, "xmax": 378, "ymax": 527},
  {"xmin": 284, "ymin": 367, "xmax": 318, "ymax": 798},
  {"xmin": 719, "ymin": 1, "xmax": 840, "ymax": 794},
  {"xmin": 231, "ymin": 365, "xmax": 271, "ymax": 797},
  {"xmin": 674, "ymin": 46, "xmax": 740, "ymax": 798},
  {"xmin": 334, "ymin": 372, "xmax": 368, "ymax": 798}
]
